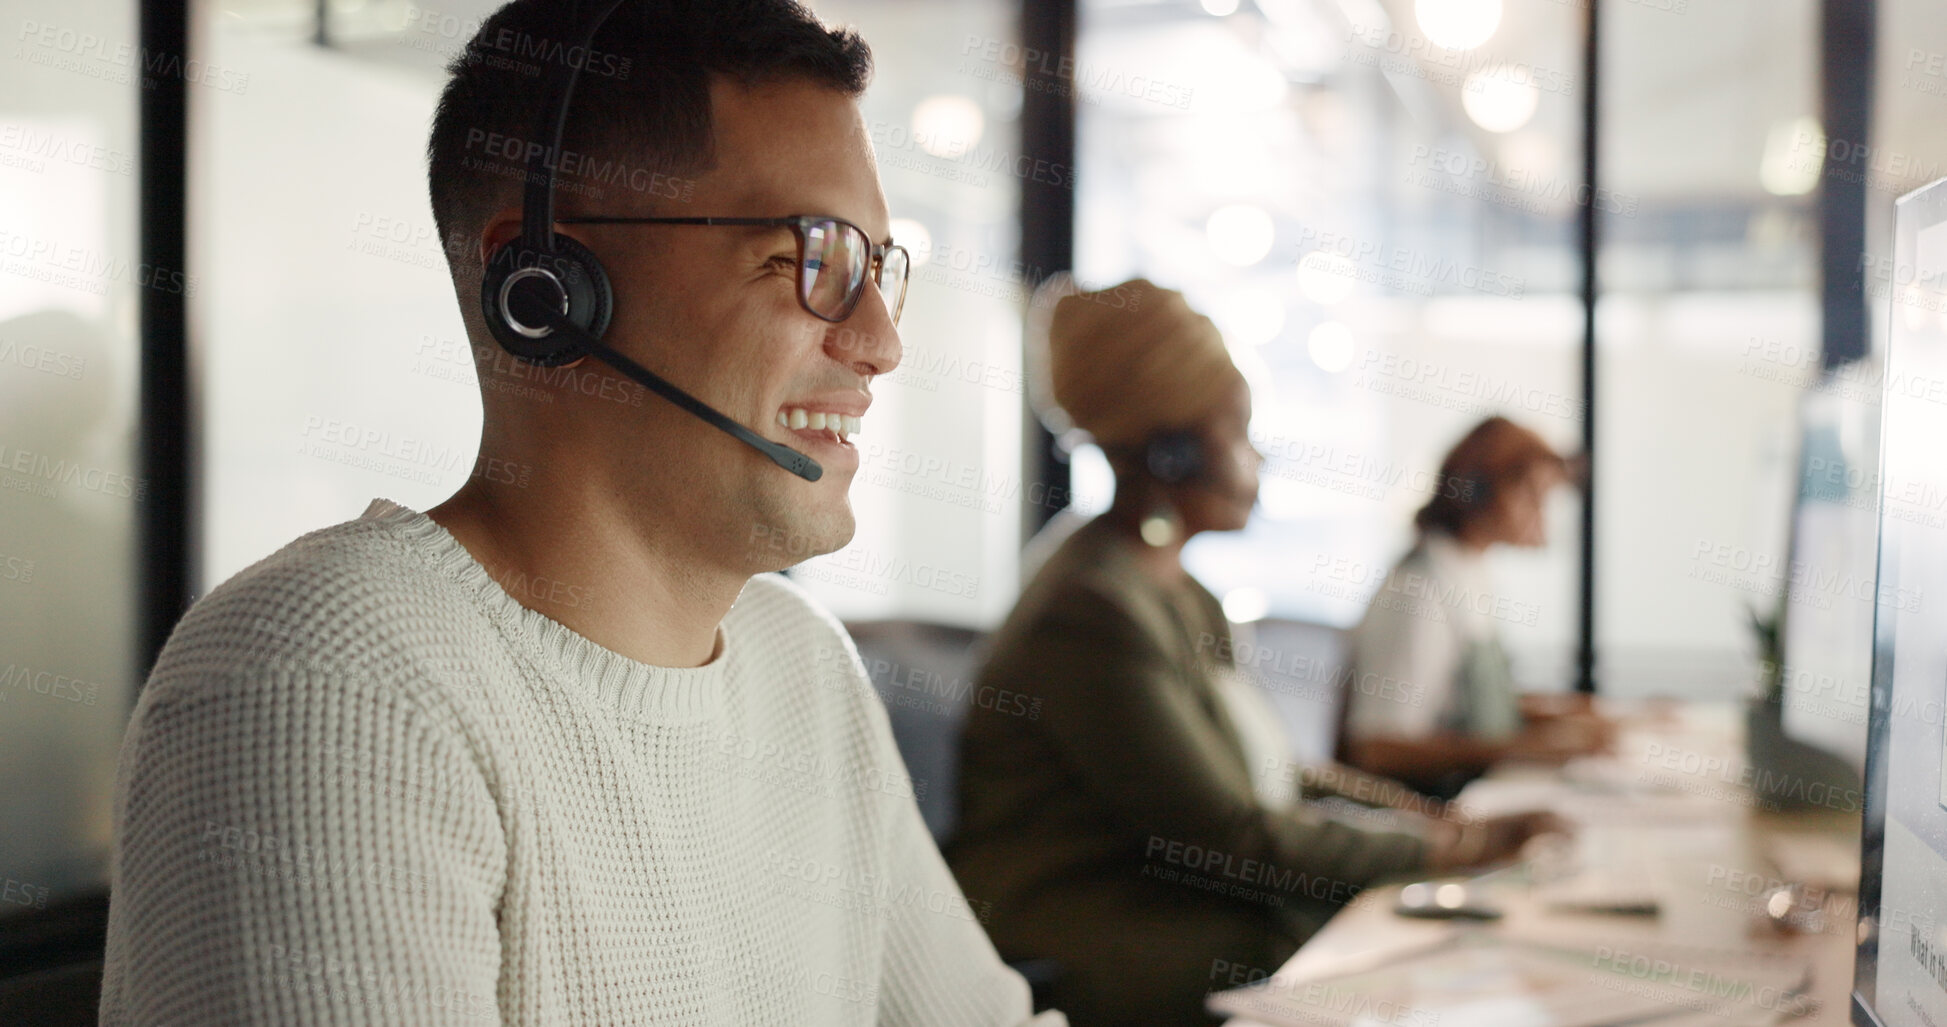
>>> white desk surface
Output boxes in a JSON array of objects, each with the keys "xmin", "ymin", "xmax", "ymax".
[{"xmin": 1218, "ymin": 700, "xmax": 1862, "ymax": 1026}]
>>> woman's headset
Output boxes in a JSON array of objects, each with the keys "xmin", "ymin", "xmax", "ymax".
[{"xmin": 1145, "ymin": 429, "xmax": 1207, "ymax": 485}]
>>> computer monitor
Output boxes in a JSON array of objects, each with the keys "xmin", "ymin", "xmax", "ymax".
[
  {"xmin": 1852, "ymin": 175, "xmax": 1947, "ymax": 1027},
  {"xmin": 1777, "ymin": 382, "xmax": 1878, "ymax": 772}
]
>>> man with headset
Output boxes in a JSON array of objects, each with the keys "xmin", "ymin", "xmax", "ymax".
[{"xmin": 98, "ymin": 0, "xmax": 1061, "ymax": 1023}]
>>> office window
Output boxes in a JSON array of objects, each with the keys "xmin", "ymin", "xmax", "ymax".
[
  {"xmin": 791, "ymin": 0, "xmax": 1027, "ymax": 628},
  {"xmin": 1075, "ymin": 0, "xmax": 1585, "ymax": 688},
  {"xmin": 0, "ymin": 0, "xmax": 143, "ymax": 904},
  {"xmin": 1594, "ymin": 0, "xmax": 1824, "ymax": 697}
]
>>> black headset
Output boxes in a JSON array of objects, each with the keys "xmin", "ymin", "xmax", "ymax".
[
  {"xmin": 1144, "ymin": 429, "xmax": 1206, "ymax": 485},
  {"xmin": 476, "ymin": 0, "xmax": 822, "ymax": 482}
]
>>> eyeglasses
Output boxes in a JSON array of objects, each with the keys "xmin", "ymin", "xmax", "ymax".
[{"xmin": 552, "ymin": 214, "xmax": 910, "ymax": 325}]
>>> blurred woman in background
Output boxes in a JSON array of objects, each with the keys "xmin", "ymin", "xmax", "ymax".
[
  {"xmin": 945, "ymin": 283, "xmax": 1559, "ymax": 1026},
  {"xmin": 1340, "ymin": 415, "xmax": 1611, "ymax": 800}
]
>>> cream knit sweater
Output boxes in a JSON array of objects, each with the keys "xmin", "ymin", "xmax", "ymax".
[{"xmin": 99, "ymin": 498, "xmax": 1062, "ymax": 1026}]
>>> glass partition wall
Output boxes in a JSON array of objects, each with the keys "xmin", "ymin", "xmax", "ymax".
[{"xmin": 1073, "ymin": 0, "xmax": 1586, "ymax": 710}]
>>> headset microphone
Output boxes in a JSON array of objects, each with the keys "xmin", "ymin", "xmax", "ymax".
[
  {"xmin": 504, "ymin": 283, "xmax": 822, "ymax": 482},
  {"xmin": 477, "ymin": 0, "xmax": 824, "ymax": 484}
]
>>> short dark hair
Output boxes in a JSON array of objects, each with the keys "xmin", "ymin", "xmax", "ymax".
[{"xmin": 426, "ymin": 0, "xmax": 872, "ymax": 275}]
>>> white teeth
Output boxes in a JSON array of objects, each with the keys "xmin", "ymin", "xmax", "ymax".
[{"xmin": 778, "ymin": 407, "xmax": 863, "ymax": 440}]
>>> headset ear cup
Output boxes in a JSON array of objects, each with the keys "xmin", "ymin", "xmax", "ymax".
[
  {"xmin": 479, "ymin": 235, "xmax": 615, "ymax": 367},
  {"xmin": 1146, "ymin": 430, "xmax": 1206, "ymax": 485}
]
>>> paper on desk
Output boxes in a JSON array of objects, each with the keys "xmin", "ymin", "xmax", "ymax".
[{"xmin": 1205, "ymin": 931, "xmax": 1811, "ymax": 1027}]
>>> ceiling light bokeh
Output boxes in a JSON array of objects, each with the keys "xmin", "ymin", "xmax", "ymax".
[
  {"xmin": 1307, "ymin": 321, "xmax": 1357, "ymax": 373},
  {"xmin": 1213, "ymin": 287, "xmax": 1288, "ymax": 347},
  {"xmin": 1462, "ymin": 65, "xmax": 1540, "ymax": 133},
  {"xmin": 1760, "ymin": 115, "xmax": 1824, "ymax": 196},
  {"xmin": 1414, "ymin": 0, "xmax": 1502, "ymax": 51},
  {"xmin": 910, "ymin": 94, "xmax": 984, "ymax": 158},
  {"xmin": 1206, "ymin": 204, "xmax": 1276, "ymax": 266},
  {"xmin": 889, "ymin": 218, "xmax": 932, "ymax": 266},
  {"xmin": 1296, "ymin": 251, "xmax": 1359, "ymax": 305}
]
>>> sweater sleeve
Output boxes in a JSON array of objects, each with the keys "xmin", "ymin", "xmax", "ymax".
[
  {"xmin": 1016, "ymin": 587, "xmax": 1428, "ymax": 891},
  {"xmin": 99, "ymin": 657, "xmax": 508, "ymax": 1026},
  {"xmin": 873, "ymin": 784, "xmax": 1069, "ymax": 1027}
]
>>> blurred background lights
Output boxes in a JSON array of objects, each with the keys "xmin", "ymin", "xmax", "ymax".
[
  {"xmin": 910, "ymin": 94, "xmax": 984, "ymax": 158},
  {"xmin": 1760, "ymin": 115, "xmax": 1824, "ymax": 196},
  {"xmin": 1462, "ymin": 65, "xmax": 1540, "ymax": 133},
  {"xmin": 1901, "ymin": 285, "xmax": 1931, "ymax": 332},
  {"xmin": 1498, "ymin": 131, "xmax": 1561, "ymax": 182},
  {"xmin": 1307, "ymin": 321, "xmax": 1357, "ymax": 373},
  {"xmin": 1200, "ymin": 0, "xmax": 1240, "ymax": 15},
  {"xmin": 1222, "ymin": 586, "xmax": 1270, "ymax": 623},
  {"xmin": 1295, "ymin": 251, "xmax": 1359, "ymax": 305},
  {"xmin": 1206, "ymin": 204, "xmax": 1276, "ymax": 266},
  {"xmin": 1213, "ymin": 288, "xmax": 1287, "ymax": 348},
  {"xmin": 1415, "ymin": 0, "xmax": 1502, "ymax": 50},
  {"xmin": 1194, "ymin": 51, "xmax": 1289, "ymax": 113},
  {"xmin": 1252, "ymin": 477, "xmax": 1310, "ymax": 523},
  {"xmin": 889, "ymin": 217, "xmax": 932, "ymax": 267}
]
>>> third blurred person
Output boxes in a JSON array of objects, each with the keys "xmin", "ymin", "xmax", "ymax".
[{"xmin": 1339, "ymin": 416, "xmax": 1612, "ymax": 799}]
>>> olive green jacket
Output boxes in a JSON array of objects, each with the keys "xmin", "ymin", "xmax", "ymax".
[{"xmin": 945, "ymin": 518, "xmax": 1431, "ymax": 1004}]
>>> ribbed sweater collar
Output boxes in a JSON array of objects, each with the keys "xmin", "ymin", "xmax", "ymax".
[{"xmin": 359, "ymin": 497, "xmax": 729, "ymax": 721}]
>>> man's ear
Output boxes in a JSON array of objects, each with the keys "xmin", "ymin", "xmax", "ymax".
[
  {"xmin": 478, "ymin": 207, "xmax": 525, "ymax": 270},
  {"xmin": 476, "ymin": 207, "xmax": 599, "ymax": 267}
]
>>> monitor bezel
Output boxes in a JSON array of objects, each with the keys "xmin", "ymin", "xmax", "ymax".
[{"xmin": 1851, "ymin": 174, "xmax": 1947, "ymax": 1027}]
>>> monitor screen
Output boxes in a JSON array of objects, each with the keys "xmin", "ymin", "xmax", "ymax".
[
  {"xmin": 1778, "ymin": 381, "xmax": 1878, "ymax": 772},
  {"xmin": 1854, "ymin": 176, "xmax": 1947, "ymax": 1027}
]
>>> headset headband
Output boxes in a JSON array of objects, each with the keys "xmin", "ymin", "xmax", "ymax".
[{"xmin": 521, "ymin": 0, "xmax": 629, "ymax": 255}]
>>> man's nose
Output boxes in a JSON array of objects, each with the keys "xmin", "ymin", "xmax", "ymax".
[{"xmin": 825, "ymin": 286, "xmax": 903, "ymax": 377}]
